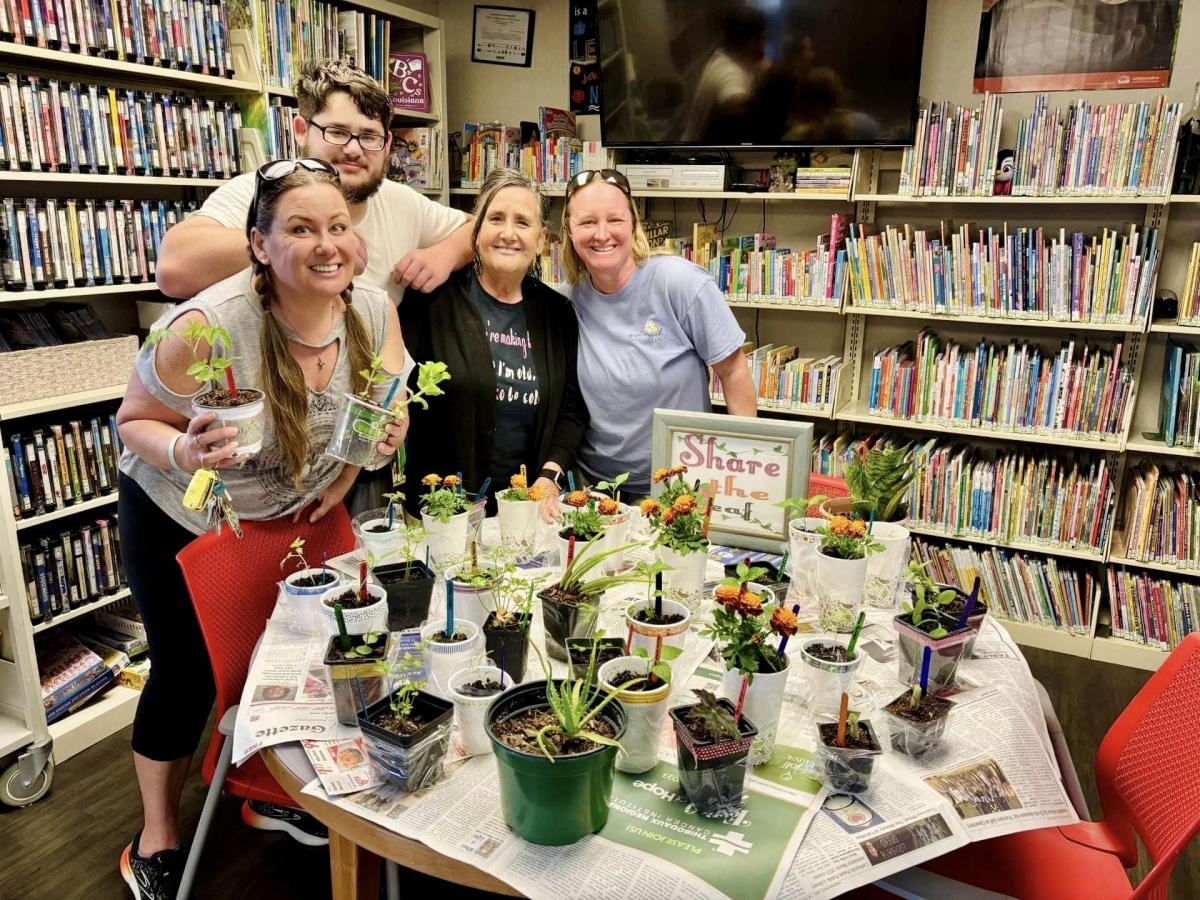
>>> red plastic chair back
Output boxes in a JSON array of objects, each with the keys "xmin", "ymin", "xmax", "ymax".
[
  {"xmin": 1097, "ymin": 633, "xmax": 1200, "ymax": 898},
  {"xmin": 176, "ymin": 506, "xmax": 356, "ymax": 722},
  {"xmin": 807, "ymin": 473, "xmax": 849, "ymax": 510}
]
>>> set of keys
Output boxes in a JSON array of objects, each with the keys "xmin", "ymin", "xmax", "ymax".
[{"xmin": 182, "ymin": 467, "xmax": 243, "ymax": 538}]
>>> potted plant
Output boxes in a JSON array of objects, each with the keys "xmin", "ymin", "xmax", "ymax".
[
  {"xmin": 327, "ymin": 358, "xmax": 450, "ymax": 467},
  {"xmin": 447, "ymin": 664, "xmax": 513, "ymax": 756},
  {"xmin": 670, "ymin": 689, "xmax": 758, "ymax": 817},
  {"xmin": 485, "ymin": 642, "xmax": 632, "ymax": 845},
  {"xmin": 279, "ymin": 537, "xmax": 340, "ymax": 598},
  {"xmin": 624, "ymin": 570, "xmax": 690, "ymax": 661},
  {"xmin": 557, "ymin": 490, "xmax": 607, "ymax": 568},
  {"xmin": 566, "ymin": 636, "xmax": 626, "ymax": 680},
  {"xmin": 815, "ymin": 708, "xmax": 883, "ymax": 794},
  {"xmin": 882, "ymin": 681, "xmax": 954, "ymax": 758},
  {"xmin": 598, "ymin": 642, "xmax": 680, "ymax": 774},
  {"xmin": 495, "ymin": 466, "xmax": 547, "ymax": 556},
  {"xmin": 447, "ymin": 541, "xmax": 507, "ymax": 628},
  {"xmin": 642, "ymin": 465, "xmax": 712, "ymax": 611},
  {"xmin": 930, "ymin": 574, "xmax": 989, "ymax": 656},
  {"xmin": 419, "ymin": 611, "xmax": 484, "ymax": 700},
  {"xmin": 372, "ymin": 523, "xmax": 435, "ymax": 631},
  {"xmin": 594, "ymin": 473, "xmax": 633, "ymax": 573},
  {"xmin": 419, "ymin": 473, "xmax": 474, "ymax": 567},
  {"xmin": 323, "ymin": 623, "xmax": 391, "ymax": 727},
  {"xmin": 722, "ymin": 558, "xmax": 787, "ymax": 592},
  {"xmin": 822, "ymin": 445, "xmax": 916, "ymax": 522},
  {"xmin": 353, "ymin": 490, "xmax": 408, "ymax": 556},
  {"xmin": 799, "ymin": 635, "xmax": 864, "ymax": 715},
  {"xmin": 538, "ymin": 539, "xmax": 655, "ymax": 662},
  {"xmin": 811, "ymin": 515, "xmax": 884, "ymax": 633},
  {"xmin": 358, "ymin": 676, "xmax": 454, "ymax": 792},
  {"xmin": 145, "ymin": 321, "xmax": 265, "ymax": 458},
  {"xmin": 894, "ymin": 561, "xmax": 973, "ymax": 695},
  {"xmin": 318, "ymin": 561, "xmax": 387, "ymax": 635},
  {"xmin": 483, "ymin": 575, "xmax": 535, "ymax": 683},
  {"xmin": 701, "ymin": 563, "xmax": 799, "ymax": 765}
]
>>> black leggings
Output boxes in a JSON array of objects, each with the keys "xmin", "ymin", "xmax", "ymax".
[{"xmin": 118, "ymin": 473, "xmax": 216, "ymax": 761}]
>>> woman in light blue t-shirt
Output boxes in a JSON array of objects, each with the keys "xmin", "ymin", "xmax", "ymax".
[{"xmin": 560, "ymin": 169, "xmax": 757, "ymax": 495}]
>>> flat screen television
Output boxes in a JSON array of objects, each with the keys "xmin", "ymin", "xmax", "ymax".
[{"xmin": 597, "ymin": 0, "xmax": 928, "ymax": 148}]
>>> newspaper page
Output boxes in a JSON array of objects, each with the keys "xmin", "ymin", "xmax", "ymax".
[{"xmin": 300, "ymin": 737, "xmax": 384, "ymax": 795}]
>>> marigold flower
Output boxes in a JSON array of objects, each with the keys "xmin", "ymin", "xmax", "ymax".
[
  {"xmin": 849, "ymin": 519, "xmax": 867, "ymax": 537},
  {"xmin": 510, "ymin": 473, "xmax": 527, "ymax": 489},
  {"xmin": 672, "ymin": 494, "xmax": 696, "ymax": 514},
  {"xmin": 652, "ymin": 467, "xmax": 671, "ymax": 484},
  {"xmin": 669, "ymin": 464, "xmax": 688, "ymax": 477},
  {"xmin": 738, "ymin": 592, "xmax": 764, "ymax": 616},
  {"xmin": 565, "ymin": 490, "xmax": 590, "ymax": 508},
  {"xmin": 421, "ymin": 473, "xmax": 441, "ymax": 486},
  {"xmin": 829, "ymin": 515, "xmax": 854, "ymax": 536},
  {"xmin": 640, "ymin": 498, "xmax": 661, "ymax": 518},
  {"xmin": 770, "ymin": 606, "xmax": 799, "ymax": 637},
  {"xmin": 598, "ymin": 497, "xmax": 619, "ymax": 516},
  {"xmin": 527, "ymin": 485, "xmax": 545, "ymax": 501},
  {"xmin": 660, "ymin": 508, "xmax": 677, "ymax": 526},
  {"xmin": 714, "ymin": 584, "xmax": 741, "ymax": 608},
  {"xmin": 443, "ymin": 474, "xmax": 461, "ymax": 487}
]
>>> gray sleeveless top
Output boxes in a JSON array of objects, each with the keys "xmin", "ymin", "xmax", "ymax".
[{"xmin": 119, "ymin": 269, "xmax": 406, "ymax": 535}]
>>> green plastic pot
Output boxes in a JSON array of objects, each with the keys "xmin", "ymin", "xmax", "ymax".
[{"xmin": 486, "ymin": 680, "xmax": 627, "ymax": 845}]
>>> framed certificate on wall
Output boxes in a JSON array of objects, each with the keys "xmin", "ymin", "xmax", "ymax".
[{"xmin": 472, "ymin": 5, "xmax": 536, "ymax": 67}]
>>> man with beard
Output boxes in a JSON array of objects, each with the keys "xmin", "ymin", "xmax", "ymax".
[{"xmin": 155, "ymin": 58, "xmax": 472, "ymax": 304}]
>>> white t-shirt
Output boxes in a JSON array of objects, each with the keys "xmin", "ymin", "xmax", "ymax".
[
  {"xmin": 682, "ymin": 50, "xmax": 753, "ymax": 142},
  {"xmin": 197, "ymin": 174, "xmax": 467, "ymax": 306}
]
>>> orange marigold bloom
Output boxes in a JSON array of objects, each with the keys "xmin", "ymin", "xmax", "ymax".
[
  {"xmin": 660, "ymin": 508, "xmax": 677, "ymax": 526},
  {"xmin": 527, "ymin": 485, "xmax": 546, "ymax": 501},
  {"xmin": 829, "ymin": 515, "xmax": 853, "ymax": 536},
  {"xmin": 672, "ymin": 494, "xmax": 696, "ymax": 514},
  {"xmin": 714, "ymin": 585, "xmax": 741, "ymax": 608},
  {"xmin": 421, "ymin": 473, "xmax": 441, "ymax": 486},
  {"xmin": 598, "ymin": 497, "xmax": 619, "ymax": 516},
  {"xmin": 652, "ymin": 467, "xmax": 671, "ymax": 484},
  {"xmin": 669, "ymin": 464, "xmax": 688, "ymax": 477},
  {"xmin": 509, "ymin": 473, "xmax": 527, "ymax": 489},
  {"xmin": 565, "ymin": 490, "xmax": 590, "ymax": 508},
  {"xmin": 640, "ymin": 498, "xmax": 662, "ymax": 518},
  {"xmin": 738, "ymin": 592, "xmax": 764, "ymax": 616},
  {"xmin": 770, "ymin": 606, "xmax": 799, "ymax": 637},
  {"xmin": 849, "ymin": 519, "xmax": 867, "ymax": 537},
  {"xmin": 443, "ymin": 474, "xmax": 461, "ymax": 487}
]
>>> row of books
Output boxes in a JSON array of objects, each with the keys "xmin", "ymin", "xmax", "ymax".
[
  {"xmin": 844, "ymin": 222, "xmax": 1160, "ymax": 325},
  {"xmin": 460, "ymin": 108, "xmax": 604, "ymax": 188},
  {"xmin": 0, "ymin": 304, "xmax": 109, "ymax": 351},
  {"xmin": 1, "ymin": 0, "xmax": 233, "ymax": 78},
  {"xmin": 867, "ymin": 330, "xmax": 1132, "ymax": 441},
  {"xmin": 1107, "ymin": 568, "xmax": 1197, "ymax": 652},
  {"xmin": 1011, "ymin": 94, "xmax": 1181, "ymax": 197},
  {"xmin": 898, "ymin": 93, "xmax": 1004, "ymax": 197},
  {"xmin": 252, "ymin": 0, "xmax": 392, "ymax": 90},
  {"xmin": 1158, "ymin": 339, "xmax": 1200, "ymax": 448},
  {"xmin": 20, "ymin": 517, "xmax": 124, "ymax": 624},
  {"xmin": 0, "ymin": 197, "xmax": 191, "ymax": 291},
  {"xmin": 387, "ymin": 126, "xmax": 442, "ymax": 190},
  {"xmin": 1118, "ymin": 462, "xmax": 1200, "ymax": 569},
  {"xmin": 1174, "ymin": 241, "xmax": 1200, "ymax": 326},
  {"xmin": 793, "ymin": 167, "xmax": 852, "ymax": 195},
  {"xmin": 37, "ymin": 630, "xmax": 118, "ymax": 724},
  {"xmin": 912, "ymin": 536, "xmax": 1097, "ymax": 634},
  {"xmin": 810, "ymin": 431, "xmax": 863, "ymax": 479},
  {"xmin": 0, "ymin": 73, "xmax": 244, "ymax": 178},
  {"xmin": 714, "ymin": 342, "xmax": 844, "ymax": 411},
  {"xmin": 4, "ymin": 414, "xmax": 122, "ymax": 519},
  {"xmin": 907, "ymin": 439, "xmax": 1115, "ymax": 555},
  {"xmin": 261, "ymin": 97, "xmax": 300, "ymax": 161}
]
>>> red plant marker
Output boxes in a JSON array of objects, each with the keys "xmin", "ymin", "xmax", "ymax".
[
  {"xmin": 358, "ymin": 560, "xmax": 368, "ymax": 601},
  {"xmin": 701, "ymin": 496, "xmax": 715, "ymax": 537},
  {"xmin": 836, "ymin": 692, "xmax": 849, "ymax": 747},
  {"xmin": 734, "ymin": 674, "xmax": 749, "ymax": 723},
  {"xmin": 567, "ymin": 534, "xmax": 576, "ymax": 566},
  {"xmin": 225, "ymin": 364, "xmax": 237, "ymax": 396}
]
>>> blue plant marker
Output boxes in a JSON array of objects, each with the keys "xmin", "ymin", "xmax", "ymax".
[
  {"xmin": 387, "ymin": 503, "xmax": 395, "ymax": 528},
  {"xmin": 456, "ymin": 471, "xmax": 464, "ymax": 494},
  {"xmin": 779, "ymin": 549, "xmax": 790, "ymax": 579},
  {"xmin": 567, "ymin": 470, "xmax": 576, "ymax": 492},
  {"xmin": 354, "ymin": 676, "xmax": 369, "ymax": 716},
  {"xmin": 446, "ymin": 577, "xmax": 455, "ymax": 636},
  {"xmin": 956, "ymin": 576, "xmax": 982, "ymax": 629},
  {"xmin": 655, "ymin": 570, "xmax": 663, "ymax": 619},
  {"xmin": 777, "ymin": 602, "xmax": 802, "ymax": 657},
  {"xmin": 382, "ymin": 376, "xmax": 401, "ymax": 410},
  {"xmin": 919, "ymin": 645, "xmax": 932, "ymax": 694},
  {"xmin": 477, "ymin": 476, "xmax": 492, "ymax": 502}
]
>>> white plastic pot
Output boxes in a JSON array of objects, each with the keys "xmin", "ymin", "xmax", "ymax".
[
  {"xmin": 420, "ymin": 619, "xmax": 484, "ymax": 699},
  {"xmin": 598, "ymin": 656, "xmax": 671, "ymax": 774},
  {"xmin": 623, "ymin": 598, "xmax": 691, "ymax": 661},
  {"xmin": 282, "ymin": 567, "xmax": 341, "ymax": 599},
  {"xmin": 656, "ymin": 543, "xmax": 708, "ymax": 612},
  {"xmin": 496, "ymin": 492, "xmax": 542, "ymax": 555},
  {"xmin": 556, "ymin": 531, "xmax": 600, "ymax": 570},
  {"xmin": 193, "ymin": 389, "xmax": 265, "ymax": 458},
  {"xmin": 721, "ymin": 653, "xmax": 792, "ymax": 765},
  {"xmin": 816, "ymin": 550, "xmax": 868, "ymax": 632},
  {"xmin": 318, "ymin": 583, "xmax": 387, "ymax": 636},
  {"xmin": 798, "ymin": 637, "xmax": 864, "ymax": 714},
  {"xmin": 449, "ymin": 564, "xmax": 497, "ymax": 629},
  {"xmin": 865, "ymin": 521, "xmax": 910, "ymax": 609},
  {"xmin": 422, "ymin": 509, "xmax": 471, "ymax": 569},
  {"xmin": 447, "ymin": 665, "xmax": 513, "ymax": 756},
  {"xmin": 599, "ymin": 502, "xmax": 633, "ymax": 573}
]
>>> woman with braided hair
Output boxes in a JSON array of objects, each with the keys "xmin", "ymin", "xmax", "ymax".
[{"xmin": 113, "ymin": 158, "xmax": 407, "ymax": 899}]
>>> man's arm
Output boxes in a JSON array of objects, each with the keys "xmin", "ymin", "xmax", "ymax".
[
  {"xmin": 391, "ymin": 216, "xmax": 475, "ymax": 294},
  {"xmin": 711, "ymin": 350, "xmax": 758, "ymax": 418},
  {"xmin": 155, "ymin": 216, "xmax": 251, "ymax": 299}
]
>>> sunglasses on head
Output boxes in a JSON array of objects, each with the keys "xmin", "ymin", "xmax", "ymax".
[
  {"xmin": 246, "ymin": 158, "xmax": 340, "ymax": 234},
  {"xmin": 565, "ymin": 168, "xmax": 631, "ymax": 197}
]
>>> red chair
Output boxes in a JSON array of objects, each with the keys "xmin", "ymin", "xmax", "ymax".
[
  {"xmin": 807, "ymin": 472, "xmax": 850, "ymax": 513},
  {"xmin": 174, "ymin": 506, "xmax": 356, "ymax": 900},
  {"xmin": 922, "ymin": 633, "xmax": 1200, "ymax": 899}
]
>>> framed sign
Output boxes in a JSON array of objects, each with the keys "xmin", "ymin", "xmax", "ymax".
[
  {"xmin": 651, "ymin": 409, "xmax": 812, "ymax": 552},
  {"xmin": 472, "ymin": 5, "xmax": 535, "ymax": 67}
]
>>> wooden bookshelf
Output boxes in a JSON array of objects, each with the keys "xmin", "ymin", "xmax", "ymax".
[
  {"xmin": 727, "ymin": 299, "xmax": 843, "ymax": 313},
  {"xmin": 0, "ymin": 171, "xmax": 230, "ymax": 188},
  {"xmin": 47, "ymin": 684, "xmax": 140, "ymax": 764},
  {"xmin": 710, "ymin": 398, "xmax": 834, "ymax": 419},
  {"xmin": 906, "ymin": 522, "xmax": 1106, "ymax": 564},
  {"xmin": 1149, "ymin": 320, "xmax": 1200, "ymax": 336},
  {"xmin": 994, "ymin": 619, "xmax": 1094, "ymax": 660},
  {"xmin": 854, "ymin": 192, "xmax": 1169, "ymax": 206},
  {"xmin": 0, "ymin": 282, "xmax": 161, "ymax": 305},
  {"xmin": 847, "ymin": 305, "xmax": 1146, "ymax": 334},
  {"xmin": 1090, "ymin": 636, "xmax": 1170, "ymax": 672},
  {"xmin": 450, "ymin": 186, "xmax": 852, "ymax": 201},
  {"xmin": 0, "ymin": 385, "xmax": 127, "ymax": 422},
  {"xmin": 1124, "ymin": 436, "xmax": 1200, "ymax": 457},
  {"xmin": 31, "ymin": 589, "xmax": 132, "ymax": 636},
  {"xmin": 14, "ymin": 493, "xmax": 120, "ymax": 532}
]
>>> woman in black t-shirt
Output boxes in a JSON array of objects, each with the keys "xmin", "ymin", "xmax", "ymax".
[{"xmin": 400, "ymin": 168, "xmax": 588, "ymax": 520}]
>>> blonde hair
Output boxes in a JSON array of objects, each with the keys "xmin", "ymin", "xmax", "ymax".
[
  {"xmin": 470, "ymin": 168, "xmax": 548, "ymax": 272},
  {"xmin": 295, "ymin": 58, "xmax": 392, "ymax": 132},
  {"xmin": 248, "ymin": 167, "xmax": 375, "ymax": 489},
  {"xmin": 560, "ymin": 178, "xmax": 652, "ymax": 284}
]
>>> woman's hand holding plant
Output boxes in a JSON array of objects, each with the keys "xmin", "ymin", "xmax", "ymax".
[{"xmin": 178, "ymin": 411, "xmax": 241, "ymax": 471}]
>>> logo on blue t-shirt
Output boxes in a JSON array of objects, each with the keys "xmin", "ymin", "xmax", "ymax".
[{"xmin": 630, "ymin": 317, "xmax": 663, "ymax": 343}]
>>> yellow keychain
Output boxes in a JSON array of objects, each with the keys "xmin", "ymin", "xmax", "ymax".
[{"xmin": 182, "ymin": 468, "xmax": 218, "ymax": 511}]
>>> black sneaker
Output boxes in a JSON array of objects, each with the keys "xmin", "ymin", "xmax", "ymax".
[
  {"xmin": 241, "ymin": 799, "xmax": 329, "ymax": 846},
  {"xmin": 119, "ymin": 831, "xmax": 185, "ymax": 900}
]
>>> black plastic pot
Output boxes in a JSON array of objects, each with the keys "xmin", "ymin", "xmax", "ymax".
[
  {"xmin": 374, "ymin": 561, "xmax": 435, "ymax": 631},
  {"xmin": 539, "ymin": 587, "xmax": 598, "ymax": 662},
  {"xmin": 566, "ymin": 637, "xmax": 625, "ymax": 681},
  {"xmin": 486, "ymin": 680, "xmax": 626, "ymax": 845},
  {"xmin": 358, "ymin": 689, "xmax": 453, "ymax": 792},
  {"xmin": 816, "ymin": 720, "xmax": 882, "ymax": 793},
  {"xmin": 670, "ymin": 698, "xmax": 758, "ymax": 817},
  {"xmin": 483, "ymin": 613, "xmax": 530, "ymax": 683}
]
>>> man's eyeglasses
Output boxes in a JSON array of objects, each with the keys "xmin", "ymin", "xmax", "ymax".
[
  {"xmin": 565, "ymin": 168, "xmax": 631, "ymax": 198},
  {"xmin": 305, "ymin": 118, "xmax": 388, "ymax": 152},
  {"xmin": 247, "ymin": 157, "xmax": 339, "ymax": 234}
]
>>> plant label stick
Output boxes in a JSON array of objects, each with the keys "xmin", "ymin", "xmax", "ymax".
[
  {"xmin": 358, "ymin": 559, "xmax": 368, "ymax": 601},
  {"xmin": 734, "ymin": 673, "xmax": 749, "ymax": 723},
  {"xmin": 918, "ymin": 645, "xmax": 933, "ymax": 695},
  {"xmin": 382, "ymin": 376, "xmax": 401, "ymax": 409},
  {"xmin": 224, "ymin": 363, "xmax": 236, "ymax": 397},
  {"xmin": 701, "ymin": 496, "xmax": 714, "ymax": 537},
  {"xmin": 837, "ymin": 691, "xmax": 849, "ymax": 747},
  {"xmin": 779, "ymin": 549, "xmax": 790, "ymax": 578},
  {"xmin": 446, "ymin": 577, "xmax": 455, "ymax": 636},
  {"xmin": 845, "ymin": 611, "xmax": 867, "ymax": 658},
  {"xmin": 566, "ymin": 470, "xmax": 576, "ymax": 492},
  {"xmin": 777, "ymin": 602, "xmax": 802, "ymax": 656},
  {"xmin": 654, "ymin": 569, "xmax": 663, "ymax": 619},
  {"xmin": 499, "ymin": 642, "xmax": 507, "ymax": 679},
  {"xmin": 334, "ymin": 602, "xmax": 351, "ymax": 651},
  {"xmin": 956, "ymin": 576, "xmax": 982, "ymax": 629},
  {"xmin": 567, "ymin": 534, "xmax": 576, "ymax": 566}
]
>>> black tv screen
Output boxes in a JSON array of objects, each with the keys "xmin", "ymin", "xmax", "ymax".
[{"xmin": 598, "ymin": 0, "xmax": 928, "ymax": 148}]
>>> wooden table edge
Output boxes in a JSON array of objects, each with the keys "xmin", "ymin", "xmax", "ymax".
[{"xmin": 262, "ymin": 748, "xmax": 524, "ymax": 897}]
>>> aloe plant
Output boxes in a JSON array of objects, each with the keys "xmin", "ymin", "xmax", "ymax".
[{"xmin": 555, "ymin": 539, "xmax": 665, "ymax": 600}]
